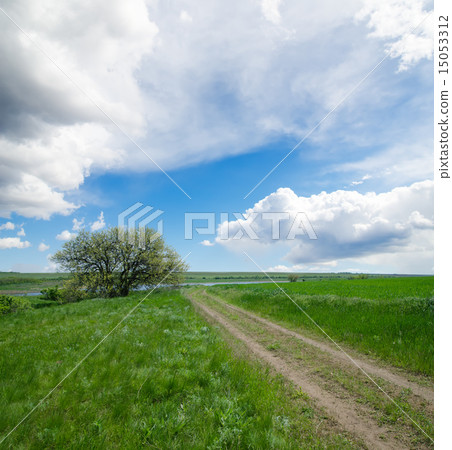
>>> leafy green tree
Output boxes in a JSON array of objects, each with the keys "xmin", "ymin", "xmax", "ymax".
[
  {"xmin": 51, "ymin": 227, "xmax": 188, "ymax": 297},
  {"xmin": 287, "ymin": 274, "xmax": 299, "ymax": 282}
]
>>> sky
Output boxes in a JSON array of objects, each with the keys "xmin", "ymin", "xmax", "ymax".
[{"xmin": 0, "ymin": 0, "xmax": 434, "ymax": 274}]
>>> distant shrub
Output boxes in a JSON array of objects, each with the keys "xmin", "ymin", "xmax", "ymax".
[
  {"xmin": 287, "ymin": 274, "xmax": 299, "ymax": 283},
  {"xmin": 41, "ymin": 280, "xmax": 89, "ymax": 304},
  {"xmin": 40, "ymin": 285, "xmax": 63, "ymax": 302},
  {"xmin": 0, "ymin": 295, "xmax": 31, "ymax": 315},
  {"xmin": 348, "ymin": 274, "xmax": 369, "ymax": 280}
]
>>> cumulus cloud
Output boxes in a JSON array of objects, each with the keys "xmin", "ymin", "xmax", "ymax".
[
  {"xmin": 44, "ymin": 254, "xmax": 59, "ymax": 272},
  {"xmin": 0, "ymin": 0, "xmax": 433, "ymax": 219},
  {"xmin": 0, "ymin": 172, "xmax": 78, "ymax": 219},
  {"xmin": 90, "ymin": 211, "xmax": 105, "ymax": 231},
  {"xmin": 0, "ymin": 237, "xmax": 31, "ymax": 249},
  {"xmin": 217, "ymin": 180, "xmax": 433, "ymax": 273},
  {"xmin": 38, "ymin": 242, "xmax": 50, "ymax": 251},
  {"xmin": 200, "ymin": 240, "xmax": 215, "ymax": 247},
  {"xmin": 56, "ymin": 230, "xmax": 76, "ymax": 241},
  {"xmin": 17, "ymin": 227, "xmax": 25, "ymax": 236},
  {"xmin": 72, "ymin": 217, "xmax": 85, "ymax": 231},
  {"xmin": 356, "ymin": 0, "xmax": 433, "ymax": 71},
  {"xmin": 0, "ymin": 0, "xmax": 157, "ymax": 219},
  {"xmin": 0, "ymin": 221, "xmax": 15, "ymax": 230},
  {"xmin": 261, "ymin": 0, "xmax": 283, "ymax": 25}
]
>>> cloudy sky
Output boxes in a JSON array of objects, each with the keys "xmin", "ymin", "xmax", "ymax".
[{"xmin": 0, "ymin": 0, "xmax": 433, "ymax": 273}]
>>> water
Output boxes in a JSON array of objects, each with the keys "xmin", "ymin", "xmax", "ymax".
[{"xmin": 9, "ymin": 292, "xmax": 42, "ymax": 297}]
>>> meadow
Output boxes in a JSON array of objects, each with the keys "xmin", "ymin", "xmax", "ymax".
[
  {"xmin": 0, "ymin": 270, "xmax": 410, "ymax": 293},
  {"xmin": 0, "ymin": 272, "xmax": 71, "ymax": 294},
  {"xmin": 207, "ymin": 277, "xmax": 434, "ymax": 375},
  {"xmin": 183, "ymin": 271, "xmax": 374, "ymax": 284},
  {"xmin": 0, "ymin": 289, "xmax": 354, "ymax": 449}
]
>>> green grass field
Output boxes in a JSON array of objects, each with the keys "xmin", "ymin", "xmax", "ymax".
[
  {"xmin": 0, "ymin": 271, "xmax": 426, "ymax": 293},
  {"xmin": 0, "ymin": 273, "xmax": 72, "ymax": 294},
  {"xmin": 0, "ymin": 289, "xmax": 355, "ymax": 449},
  {"xmin": 183, "ymin": 271, "xmax": 375, "ymax": 284},
  {"xmin": 206, "ymin": 277, "xmax": 434, "ymax": 375},
  {"xmin": 0, "ymin": 275, "xmax": 434, "ymax": 447}
]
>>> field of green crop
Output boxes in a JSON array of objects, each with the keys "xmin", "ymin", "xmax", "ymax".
[
  {"xmin": 0, "ymin": 289, "xmax": 354, "ymax": 448},
  {"xmin": 207, "ymin": 277, "xmax": 434, "ymax": 375}
]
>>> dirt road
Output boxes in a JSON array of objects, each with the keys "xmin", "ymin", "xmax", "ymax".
[{"xmin": 186, "ymin": 289, "xmax": 433, "ymax": 449}]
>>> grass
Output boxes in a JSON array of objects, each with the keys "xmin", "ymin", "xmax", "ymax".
[
  {"xmin": 0, "ymin": 271, "xmax": 429, "ymax": 293},
  {"xmin": 191, "ymin": 290, "xmax": 434, "ymax": 445},
  {"xmin": 0, "ymin": 273, "xmax": 72, "ymax": 294},
  {"xmin": 0, "ymin": 289, "xmax": 355, "ymax": 448},
  {"xmin": 183, "ymin": 271, "xmax": 402, "ymax": 284},
  {"xmin": 206, "ymin": 277, "xmax": 434, "ymax": 375}
]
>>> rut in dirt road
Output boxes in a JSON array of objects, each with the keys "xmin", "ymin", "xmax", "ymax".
[
  {"xmin": 190, "ymin": 296, "xmax": 409, "ymax": 450},
  {"xmin": 203, "ymin": 290, "xmax": 433, "ymax": 403},
  {"xmin": 187, "ymin": 291, "xmax": 434, "ymax": 449}
]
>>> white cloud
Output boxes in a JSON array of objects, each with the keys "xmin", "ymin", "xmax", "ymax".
[
  {"xmin": 334, "ymin": 138, "xmax": 433, "ymax": 188},
  {"xmin": 356, "ymin": 0, "xmax": 433, "ymax": 71},
  {"xmin": 72, "ymin": 217, "xmax": 85, "ymax": 231},
  {"xmin": 268, "ymin": 261, "xmax": 339, "ymax": 273},
  {"xmin": 38, "ymin": 242, "xmax": 50, "ymax": 251},
  {"xmin": 0, "ymin": 237, "xmax": 31, "ymax": 249},
  {"xmin": 0, "ymin": 0, "xmax": 433, "ymax": 220},
  {"xmin": 0, "ymin": 221, "xmax": 15, "ymax": 230},
  {"xmin": 200, "ymin": 240, "xmax": 215, "ymax": 247},
  {"xmin": 217, "ymin": 180, "xmax": 433, "ymax": 273},
  {"xmin": 0, "ymin": 173, "xmax": 78, "ymax": 219},
  {"xmin": 261, "ymin": 0, "xmax": 283, "ymax": 25},
  {"xmin": 350, "ymin": 174, "xmax": 372, "ymax": 186},
  {"xmin": 17, "ymin": 227, "xmax": 25, "ymax": 236},
  {"xmin": 179, "ymin": 10, "xmax": 193, "ymax": 23},
  {"xmin": 56, "ymin": 230, "xmax": 76, "ymax": 241},
  {"xmin": 0, "ymin": 0, "xmax": 157, "ymax": 219},
  {"xmin": 90, "ymin": 211, "xmax": 105, "ymax": 231},
  {"xmin": 44, "ymin": 254, "xmax": 59, "ymax": 272},
  {"xmin": 267, "ymin": 264, "xmax": 307, "ymax": 272}
]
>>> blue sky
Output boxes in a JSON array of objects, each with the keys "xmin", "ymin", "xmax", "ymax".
[{"xmin": 0, "ymin": 0, "xmax": 434, "ymax": 274}]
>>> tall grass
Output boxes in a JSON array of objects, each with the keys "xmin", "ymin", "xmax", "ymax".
[
  {"xmin": 0, "ymin": 290, "xmax": 352, "ymax": 448},
  {"xmin": 209, "ymin": 277, "xmax": 433, "ymax": 375}
]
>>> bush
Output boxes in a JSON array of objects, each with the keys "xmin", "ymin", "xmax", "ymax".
[
  {"xmin": 60, "ymin": 277, "xmax": 91, "ymax": 303},
  {"xmin": 40, "ymin": 285, "xmax": 63, "ymax": 302},
  {"xmin": 41, "ymin": 280, "xmax": 90, "ymax": 304},
  {"xmin": 0, "ymin": 295, "xmax": 31, "ymax": 315},
  {"xmin": 348, "ymin": 274, "xmax": 369, "ymax": 280},
  {"xmin": 287, "ymin": 274, "xmax": 299, "ymax": 283}
]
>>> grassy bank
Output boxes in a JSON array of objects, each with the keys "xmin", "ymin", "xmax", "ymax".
[
  {"xmin": 205, "ymin": 277, "xmax": 434, "ymax": 375},
  {"xmin": 0, "ymin": 290, "xmax": 354, "ymax": 448}
]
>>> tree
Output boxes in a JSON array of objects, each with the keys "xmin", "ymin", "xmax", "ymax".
[
  {"xmin": 51, "ymin": 227, "xmax": 188, "ymax": 298},
  {"xmin": 287, "ymin": 274, "xmax": 299, "ymax": 283}
]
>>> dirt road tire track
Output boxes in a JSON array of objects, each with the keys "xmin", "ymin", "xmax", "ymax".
[
  {"xmin": 189, "ymin": 294, "xmax": 409, "ymax": 450},
  {"xmin": 203, "ymin": 291, "xmax": 433, "ymax": 403}
]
